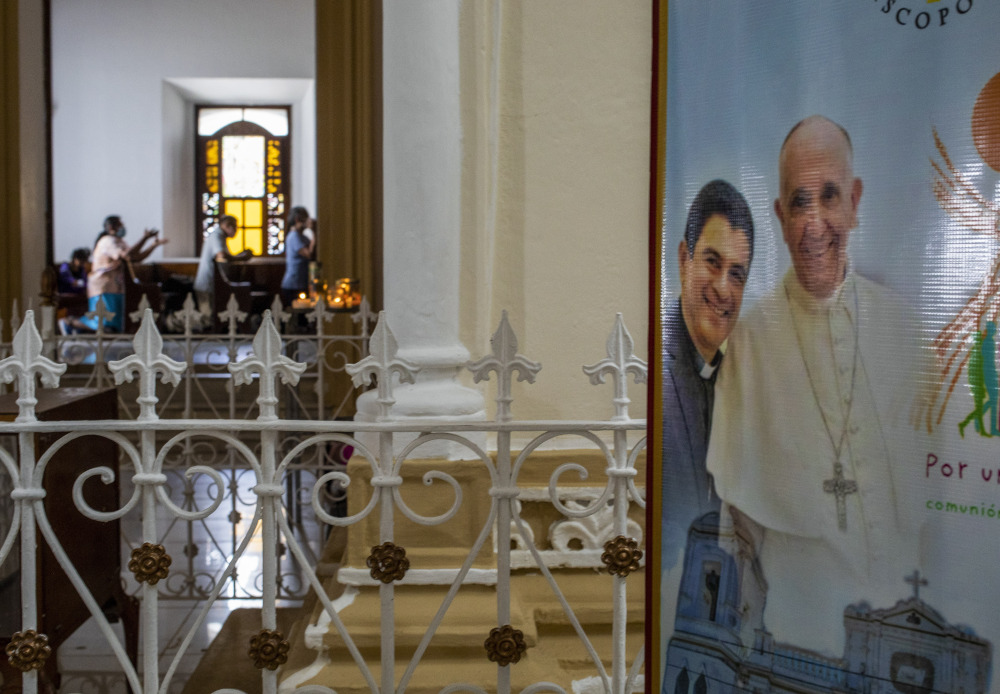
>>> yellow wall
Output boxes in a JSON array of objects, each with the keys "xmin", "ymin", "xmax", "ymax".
[
  {"xmin": 18, "ymin": 0, "xmax": 47, "ymax": 316},
  {"xmin": 2, "ymin": 0, "xmax": 58, "ymax": 325}
]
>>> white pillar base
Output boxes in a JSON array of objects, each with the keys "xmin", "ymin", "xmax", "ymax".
[{"xmin": 355, "ymin": 367, "xmax": 486, "ymax": 460}]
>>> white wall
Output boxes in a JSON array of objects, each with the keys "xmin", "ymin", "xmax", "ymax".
[
  {"xmin": 51, "ymin": 0, "xmax": 315, "ymax": 261},
  {"xmin": 459, "ymin": 0, "xmax": 652, "ymax": 425}
]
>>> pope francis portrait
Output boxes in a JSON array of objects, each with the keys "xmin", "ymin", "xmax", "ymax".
[{"xmin": 706, "ymin": 115, "xmax": 918, "ymax": 656}]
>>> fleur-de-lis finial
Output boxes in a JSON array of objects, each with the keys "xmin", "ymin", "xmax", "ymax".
[
  {"xmin": 229, "ymin": 310, "xmax": 307, "ymax": 421},
  {"xmin": 10, "ymin": 299, "xmax": 20, "ymax": 336},
  {"xmin": 0, "ymin": 311, "xmax": 66, "ymax": 421},
  {"xmin": 269, "ymin": 295, "xmax": 291, "ymax": 329},
  {"xmin": 352, "ymin": 297, "xmax": 375, "ymax": 336},
  {"xmin": 220, "ymin": 293, "xmax": 247, "ymax": 335},
  {"xmin": 345, "ymin": 312, "xmax": 418, "ymax": 420},
  {"xmin": 583, "ymin": 313, "xmax": 647, "ymax": 421},
  {"xmin": 176, "ymin": 293, "xmax": 203, "ymax": 334},
  {"xmin": 307, "ymin": 295, "xmax": 332, "ymax": 329},
  {"xmin": 129, "ymin": 293, "xmax": 160, "ymax": 325},
  {"xmin": 109, "ymin": 309, "xmax": 185, "ymax": 421},
  {"xmin": 85, "ymin": 295, "xmax": 116, "ymax": 334},
  {"xmin": 467, "ymin": 311, "xmax": 541, "ymax": 422}
]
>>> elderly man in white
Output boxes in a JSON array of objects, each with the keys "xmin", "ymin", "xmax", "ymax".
[{"xmin": 706, "ymin": 115, "xmax": 918, "ymax": 656}]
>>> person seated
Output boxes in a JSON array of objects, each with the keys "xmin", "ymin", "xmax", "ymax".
[
  {"xmin": 196, "ymin": 214, "xmax": 252, "ymax": 309},
  {"xmin": 57, "ymin": 247, "xmax": 90, "ymax": 295},
  {"xmin": 164, "ymin": 215, "xmax": 250, "ymax": 333}
]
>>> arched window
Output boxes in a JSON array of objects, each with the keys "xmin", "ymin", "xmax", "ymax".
[
  {"xmin": 694, "ymin": 673, "xmax": 707, "ymax": 694},
  {"xmin": 196, "ymin": 106, "xmax": 291, "ymax": 256},
  {"xmin": 700, "ymin": 560, "xmax": 722, "ymax": 621},
  {"xmin": 674, "ymin": 667, "xmax": 689, "ymax": 694}
]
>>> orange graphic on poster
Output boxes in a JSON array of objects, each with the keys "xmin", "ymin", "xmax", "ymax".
[{"xmin": 919, "ymin": 72, "xmax": 1000, "ymax": 434}]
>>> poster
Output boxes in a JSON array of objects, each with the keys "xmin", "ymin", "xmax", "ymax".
[{"xmin": 652, "ymin": 2, "xmax": 1000, "ymax": 692}]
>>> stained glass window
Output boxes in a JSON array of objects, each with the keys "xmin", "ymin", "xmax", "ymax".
[
  {"xmin": 221, "ymin": 135, "xmax": 265, "ymax": 198},
  {"xmin": 196, "ymin": 106, "xmax": 290, "ymax": 256}
]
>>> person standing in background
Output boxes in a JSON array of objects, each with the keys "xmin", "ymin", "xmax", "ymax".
[
  {"xmin": 280, "ymin": 206, "xmax": 316, "ymax": 307},
  {"xmin": 193, "ymin": 215, "xmax": 251, "ymax": 315},
  {"xmin": 80, "ymin": 215, "xmax": 167, "ymax": 332}
]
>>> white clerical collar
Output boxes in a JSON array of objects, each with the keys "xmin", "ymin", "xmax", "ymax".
[
  {"xmin": 696, "ymin": 341, "xmax": 725, "ymax": 380},
  {"xmin": 782, "ymin": 265, "xmax": 855, "ymax": 316}
]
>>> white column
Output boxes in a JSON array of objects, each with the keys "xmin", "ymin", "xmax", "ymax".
[{"xmin": 356, "ymin": 0, "xmax": 485, "ymax": 456}]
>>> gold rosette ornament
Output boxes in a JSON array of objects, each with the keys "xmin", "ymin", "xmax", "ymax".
[
  {"xmin": 366, "ymin": 541, "xmax": 410, "ymax": 583},
  {"xmin": 484, "ymin": 624, "xmax": 527, "ymax": 667},
  {"xmin": 248, "ymin": 629, "xmax": 290, "ymax": 670},
  {"xmin": 6, "ymin": 630, "xmax": 52, "ymax": 672},
  {"xmin": 128, "ymin": 542, "xmax": 172, "ymax": 585},
  {"xmin": 601, "ymin": 535, "xmax": 642, "ymax": 577}
]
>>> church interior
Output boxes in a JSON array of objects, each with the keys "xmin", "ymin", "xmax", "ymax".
[{"xmin": 0, "ymin": 1, "xmax": 652, "ymax": 691}]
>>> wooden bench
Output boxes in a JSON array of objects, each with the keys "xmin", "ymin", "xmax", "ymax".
[{"xmin": 123, "ymin": 260, "xmax": 164, "ymax": 331}]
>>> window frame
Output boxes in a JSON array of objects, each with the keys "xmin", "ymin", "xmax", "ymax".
[{"xmin": 194, "ymin": 104, "xmax": 292, "ymax": 258}]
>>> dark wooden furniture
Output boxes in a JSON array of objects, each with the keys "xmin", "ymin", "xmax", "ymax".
[
  {"xmin": 123, "ymin": 260, "xmax": 164, "ymax": 331},
  {"xmin": 212, "ymin": 260, "xmax": 255, "ymax": 332},
  {"xmin": 40, "ymin": 265, "xmax": 88, "ymax": 320},
  {"xmin": 225, "ymin": 257, "xmax": 285, "ymax": 305},
  {"xmin": 56, "ymin": 292, "xmax": 88, "ymax": 319},
  {"xmin": 0, "ymin": 388, "xmax": 137, "ymax": 693}
]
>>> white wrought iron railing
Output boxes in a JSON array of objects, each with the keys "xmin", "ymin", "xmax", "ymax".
[
  {"xmin": 0, "ymin": 293, "xmax": 373, "ymax": 606},
  {"xmin": 0, "ymin": 307, "xmax": 647, "ymax": 694},
  {"xmin": 7, "ymin": 293, "xmax": 375, "ymax": 422}
]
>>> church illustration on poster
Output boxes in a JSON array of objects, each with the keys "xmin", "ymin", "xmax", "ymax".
[{"xmin": 662, "ymin": 513, "xmax": 991, "ymax": 693}]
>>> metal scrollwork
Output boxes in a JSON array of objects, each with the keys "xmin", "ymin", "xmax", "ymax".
[
  {"xmin": 484, "ymin": 624, "xmax": 527, "ymax": 667},
  {"xmin": 5, "ymin": 630, "xmax": 52, "ymax": 672},
  {"xmin": 128, "ymin": 542, "xmax": 172, "ymax": 585},
  {"xmin": 600, "ymin": 535, "xmax": 642, "ymax": 577},
  {"xmin": 366, "ymin": 541, "xmax": 410, "ymax": 583},
  {"xmin": 248, "ymin": 628, "xmax": 290, "ymax": 670}
]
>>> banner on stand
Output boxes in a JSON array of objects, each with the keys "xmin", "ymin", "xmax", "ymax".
[{"xmin": 652, "ymin": 3, "xmax": 999, "ymax": 692}]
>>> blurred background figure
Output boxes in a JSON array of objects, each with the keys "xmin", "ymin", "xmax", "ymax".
[
  {"xmin": 79, "ymin": 215, "xmax": 167, "ymax": 332},
  {"xmin": 280, "ymin": 206, "xmax": 316, "ymax": 307},
  {"xmin": 57, "ymin": 247, "xmax": 90, "ymax": 295}
]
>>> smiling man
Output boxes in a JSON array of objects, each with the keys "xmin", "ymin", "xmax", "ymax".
[
  {"xmin": 661, "ymin": 179, "xmax": 753, "ymax": 569},
  {"xmin": 705, "ymin": 116, "xmax": 917, "ymax": 656}
]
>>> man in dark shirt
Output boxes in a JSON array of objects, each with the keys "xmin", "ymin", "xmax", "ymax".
[{"xmin": 661, "ymin": 179, "xmax": 754, "ymax": 568}]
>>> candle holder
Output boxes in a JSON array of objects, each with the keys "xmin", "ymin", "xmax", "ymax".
[{"xmin": 328, "ymin": 277, "xmax": 361, "ymax": 309}]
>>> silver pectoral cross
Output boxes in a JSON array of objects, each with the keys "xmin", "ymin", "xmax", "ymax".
[{"xmin": 823, "ymin": 461, "xmax": 858, "ymax": 532}]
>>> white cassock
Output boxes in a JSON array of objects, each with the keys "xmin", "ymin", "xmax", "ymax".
[{"xmin": 707, "ymin": 267, "xmax": 919, "ymax": 656}]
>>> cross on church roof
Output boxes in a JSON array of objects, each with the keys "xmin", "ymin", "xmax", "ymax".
[{"xmin": 905, "ymin": 569, "xmax": 928, "ymax": 600}]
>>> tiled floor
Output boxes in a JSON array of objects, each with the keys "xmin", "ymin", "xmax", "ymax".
[
  {"xmin": 52, "ymin": 456, "xmax": 341, "ymax": 693},
  {"xmin": 59, "ymin": 601, "xmax": 242, "ymax": 694}
]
